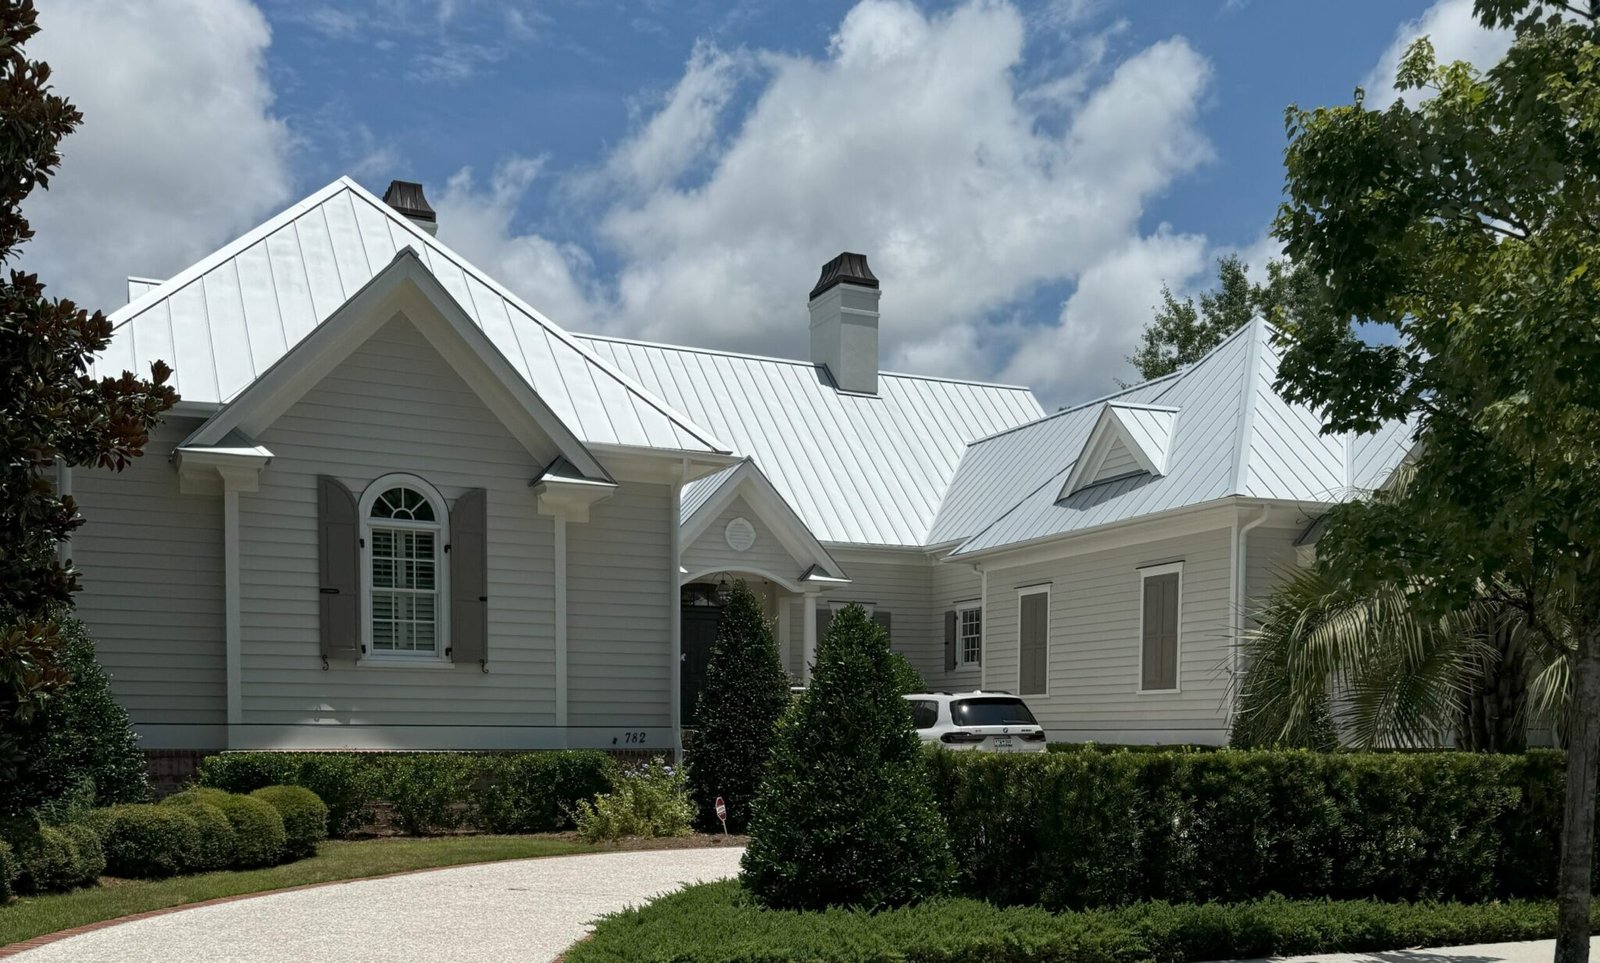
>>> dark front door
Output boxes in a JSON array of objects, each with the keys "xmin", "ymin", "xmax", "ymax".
[{"xmin": 680, "ymin": 605, "xmax": 722, "ymax": 728}]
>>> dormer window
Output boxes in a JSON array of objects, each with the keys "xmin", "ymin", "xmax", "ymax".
[{"xmin": 1060, "ymin": 403, "xmax": 1179, "ymax": 500}]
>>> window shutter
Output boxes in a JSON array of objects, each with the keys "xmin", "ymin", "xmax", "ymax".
[
  {"xmin": 450, "ymin": 488, "xmax": 489, "ymax": 667},
  {"xmin": 944, "ymin": 610, "xmax": 958, "ymax": 672},
  {"xmin": 815, "ymin": 605, "xmax": 834, "ymax": 652},
  {"xmin": 1142, "ymin": 573, "xmax": 1179, "ymax": 690},
  {"xmin": 872, "ymin": 609, "xmax": 892, "ymax": 640},
  {"xmin": 317, "ymin": 476, "xmax": 361, "ymax": 661},
  {"xmin": 1019, "ymin": 593, "xmax": 1048, "ymax": 695}
]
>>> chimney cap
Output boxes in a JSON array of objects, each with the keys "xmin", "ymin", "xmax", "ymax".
[
  {"xmin": 382, "ymin": 180, "xmax": 436, "ymax": 224},
  {"xmin": 809, "ymin": 251, "xmax": 878, "ymax": 300}
]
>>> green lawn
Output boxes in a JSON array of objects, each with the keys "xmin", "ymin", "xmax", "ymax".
[{"xmin": 0, "ymin": 835, "xmax": 597, "ymax": 948}]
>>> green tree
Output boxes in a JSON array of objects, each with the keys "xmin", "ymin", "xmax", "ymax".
[
  {"xmin": 686, "ymin": 580, "xmax": 790, "ymax": 833},
  {"xmin": 1271, "ymin": 4, "xmax": 1600, "ymax": 957},
  {"xmin": 741, "ymin": 603, "xmax": 952, "ymax": 909},
  {"xmin": 0, "ymin": 2, "xmax": 175, "ymax": 766}
]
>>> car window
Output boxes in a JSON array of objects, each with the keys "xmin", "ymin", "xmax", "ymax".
[
  {"xmin": 908, "ymin": 700, "xmax": 940, "ymax": 729},
  {"xmin": 951, "ymin": 697, "xmax": 1037, "ymax": 726}
]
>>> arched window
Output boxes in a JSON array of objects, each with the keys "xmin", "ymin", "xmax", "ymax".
[{"xmin": 360, "ymin": 474, "xmax": 449, "ymax": 659}]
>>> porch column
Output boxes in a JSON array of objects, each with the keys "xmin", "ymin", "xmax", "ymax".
[{"xmin": 801, "ymin": 590, "xmax": 819, "ymax": 684}]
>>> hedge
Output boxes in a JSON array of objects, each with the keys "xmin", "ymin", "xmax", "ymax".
[
  {"xmin": 9, "ymin": 823, "xmax": 104, "ymax": 894},
  {"xmin": 568, "ymin": 880, "xmax": 1600, "ymax": 963},
  {"xmin": 197, "ymin": 751, "xmax": 617, "ymax": 837},
  {"xmin": 164, "ymin": 789, "xmax": 286, "ymax": 868},
  {"xmin": 0, "ymin": 840, "xmax": 14, "ymax": 902},
  {"xmin": 928, "ymin": 748, "xmax": 1566, "ymax": 910},
  {"xmin": 251, "ymin": 786, "xmax": 328, "ymax": 858},
  {"xmin": 164, "ymin": 801, "xmax": 237, "ymax": 871},
  {"xmin": 88, "ymin": 804, "xmax": 201, "ymax": 878}
]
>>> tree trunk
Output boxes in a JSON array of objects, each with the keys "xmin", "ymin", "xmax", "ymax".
[
  {"xmin": 1555, "ymin": 628, "xmax": 1600, "ymax": 963},
  {"xmin": 1463, "ymin": 622, "xmax": 1529, "ymax": 752}
]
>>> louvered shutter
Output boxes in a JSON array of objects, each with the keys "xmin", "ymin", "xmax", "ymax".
[
  {"xmin": 1141, "ymin": 573, "xmax": 1179, "ymax": 690},
  {"xmin": 450, "ymin": 489, "xmax": 489, "ymax": 667},
  {"xmin": 1019, "ymin": 592, "xmax": 1049, "ymax": 695},
  {"xmin": 318, "ymin": 476, "xmax": 361, "ymax": 660},
  {"xmin": 944, "ymin": 610, "xmax": 958, "ymax": 672},
  {"xmin": 871, "ymin": 609, "xmax": 892, "ymax": 640}
]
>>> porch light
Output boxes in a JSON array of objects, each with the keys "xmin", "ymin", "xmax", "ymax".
[{"xmin": 715, "ymin": 575, "xmax": 732, "ymax": 604}]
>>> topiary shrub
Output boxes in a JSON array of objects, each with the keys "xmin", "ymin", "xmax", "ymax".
[
  {"xmin": 742, "ymin": 603, "xmax": 953, "ymax": 910},
  {"xmin": 90, "ymin": 804, "xmax": 199, "ymax": 878},
  {"xmin": 478, "ymin": 752, "xmax": 615, "ymax": 833},
  {"xmin": 9, "ymin": 822, "xmax": 102, "ymax": 893},
  {"xmin": 1, "ymin": 617, "xmax": 149, "ymax": 821},
  {"xmin": 687, "ymin": 580, "xmax": 791, "ymax": 833},
  {"xmin": 197, "ymin": 752, "xmax": 380, "ymax": 838},
  {"xmin": 211, "ymin": 794, "xmax": 285, "ymax": 868},
  {"xmin": 163, "ymin": 802, "xmax": 237, "ymax": 871},
  {"xmin": 574, "ymin": 758, "xmax": 694, "ymax": 842},
  {"xmin": 250, "ymin": 786, "xmax": 327, "ymax": 859}
]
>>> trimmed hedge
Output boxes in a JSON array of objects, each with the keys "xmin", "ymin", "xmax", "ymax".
[
  {"xmin": 165, "ymin": 801, "xmax": 237, "ymax": 871},
  {"xmin": 164, "ymin": 789, "xmax": 286, "ymax": 868},
  {"xmin": 568, "ymin": 880, "xmax": 1600, "ymax": 963},
  {"xmin": 9, "ymin": 823, "xmax": 104, "ymax": 893},
  {"xmin": 251, "ymin": 786, "xmax": 328, "ymax": 858},
  {"xmin": 929, "ymin": 748, "xmax": 1566, "ymax": 910},
  {"xmin": 198, "ymin": 751, "xmax": 617, "ymax": 837},
  {"xmin": 89, "ymin": 804, "xmax": 200, "ymax": 878}
]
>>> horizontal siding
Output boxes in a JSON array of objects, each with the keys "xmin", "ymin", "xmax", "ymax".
[
  {"xmin": 931, "ymin": 559, "xmax": 984, "ymax": 691},
  {"xmin": 1246, "ymin": 527, "xmax": 1302, "ymax": 610},
  {"xmin": 72, "ymin": 418, "xmax": 227, "ymax": 733},
  {"xmin": 793, "ymin": 549, "xmax": 937, "ymax": 682},
  {"xmin": 567, "ymin": 482, "xmax": 673, "ymax": 727},
  {"xmin": 983, "ymin": 527, "xmax": 1234, "ymax": 743},
  {"xmin": 682, "ymin": 495, "xmax": 805, "ymax": 583},
  {"xmin": 243, "ymin": 314, "xmax": 562, "ymax": 735}
]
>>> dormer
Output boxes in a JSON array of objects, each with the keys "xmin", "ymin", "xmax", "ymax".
[{"xmin": 1059, "ymin": 402, "xmax": 1179, "ymax": 499}]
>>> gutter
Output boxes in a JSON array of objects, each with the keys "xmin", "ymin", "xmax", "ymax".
[{"xmin": 1231, "ymin": 505, "xmax": 1273, "ymax": 696}]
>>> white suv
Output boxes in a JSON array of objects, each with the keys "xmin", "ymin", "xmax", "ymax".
[{"xmin": 904, "ymin": 691, "xmax": 1047, "ymax": 753}]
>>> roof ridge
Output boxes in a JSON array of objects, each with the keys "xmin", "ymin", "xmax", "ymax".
[
  {"xmin": 1228, "ymin": 317, "xmax": 1269, "ymax": 495},
  {"xmin": 572, "ymin": 332, "xmax": 1038, "ymax": 392}
]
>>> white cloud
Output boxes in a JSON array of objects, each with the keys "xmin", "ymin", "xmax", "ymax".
[
  {"xmin": 20, "ymin": 0, "xmax": 293, "ymax": 312},
  {"xmin": 593, "ymin": 42, "xmax": 746, "ymax": 196},
  {"xmin": 1362, "ymin": 0, "xmax": 1511, "ymax": 105}
]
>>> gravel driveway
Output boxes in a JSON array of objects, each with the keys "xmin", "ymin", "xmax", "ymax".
[{"xmin": 10, "ymin": 847, "xmax": 744, "ymax": 963}]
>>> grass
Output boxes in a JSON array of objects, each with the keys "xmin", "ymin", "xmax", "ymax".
[
  {"xmin": 0, "ymin": 835, "xmax": 597, "ymax": 948},
  {"xmin": 567, "ymin": 880, "xmax": 1600, "ymax": 963}
]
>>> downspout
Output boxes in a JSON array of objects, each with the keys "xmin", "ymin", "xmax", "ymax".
[
  {"xmin": 671, "ymin": 459, "xmax": 686, "ymax": 767},
  {"xmin": 1232, "ymin": 505, "xmax": 1272, "ymax": 693}
]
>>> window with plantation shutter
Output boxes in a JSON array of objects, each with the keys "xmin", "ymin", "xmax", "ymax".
[
  {"xmin": 358, "ymin": 474, "xmax": 450, "ymax": 663},
  {"xmin": 1139, "ymin": 564, "xmax": 1181, "ymax": 692}
]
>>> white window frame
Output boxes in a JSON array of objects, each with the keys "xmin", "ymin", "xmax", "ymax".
[
  {"xmin": 1137, "ymin": 561, "xmax": 1183, "ymax": 695},
  {"xmin": 1016, "ymin": 584, "xmax": 1050, "ymax": 698},
  {"xmin": 956, "ymin": 602, "xmax": 983, "ymax": 666},
  {"xmin": 359, "ymin": 473, "xmax": 450, "ymax": 665}
]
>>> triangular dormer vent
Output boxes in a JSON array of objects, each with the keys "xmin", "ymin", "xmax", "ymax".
[{"xmin": 1060, "ymin": 403, "xmax": 1179, "ymax": 499}]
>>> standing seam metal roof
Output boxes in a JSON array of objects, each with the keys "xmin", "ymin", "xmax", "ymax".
[{"xmin": 95, "ymin": 178, "xmax": 726, "ymax": 455}]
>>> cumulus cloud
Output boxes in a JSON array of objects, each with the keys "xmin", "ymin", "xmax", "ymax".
[
  {"xmin": 560, "ymin": 0, "xmax": 1217, "ymax": 403},
  {"xmin": 20, "ymin": 0, "xmax": 294, "ymax": 312},
  {"xmin": 1362, "ymin": 0, "xmax": 1511, "ymax": 105}
]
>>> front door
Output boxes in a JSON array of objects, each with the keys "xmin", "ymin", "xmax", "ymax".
[{"xmin": 680, "ymin": 605, "xmax": 721, "ymax": 728}]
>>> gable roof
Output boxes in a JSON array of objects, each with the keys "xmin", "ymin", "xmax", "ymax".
[
  {"xmin": 941, "ymin": 319, "xmax": 1415, "ymax": 557},
  {"xmin": 1060, "ymin": 402, "xmax": 1179, "ymax": 497},
  {"xmin": 95, "ymin": 177, "xmax": 726, "ymax": 456},
  {"xmin": 680, "ymin": 459, "xmax": 848, "ymax": 584},
  {"xmin": 183, "ymin": 248, "xmax": 612, "ymax": 482},
  {"xmin": 575, "ymin": 334, "xmax": 1045, "ymax": 547}
]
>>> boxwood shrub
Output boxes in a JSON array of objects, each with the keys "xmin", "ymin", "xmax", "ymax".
[
  {"xmin": 163, "ymin": 802, "xmax": 238, "ymax": 871},
  {"xmin": 9, "ymin": 822, "xmax": 104, "ymax": 893},
  {"xmin": 164, "ymin": 789, "xmax": 286, "ymax": 868},
  {"xmin": 199, "ymin": 750, "xmax": 617, "ymax": 837},
  {"xmin": 928, "ymin": 748, "xmax": 1566, "ymax": 909},
  {"xmin": 89, "ymin": 804, "xmax": 200, "ymax": 878},
  {"xmin": 251, "ymin": 786, "xmax": 328, "ymax": 858}
]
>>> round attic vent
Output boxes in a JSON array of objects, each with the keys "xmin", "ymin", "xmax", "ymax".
[{"xmin": 725, "ymin": 517, "xmax": 757, "ymax": 552}]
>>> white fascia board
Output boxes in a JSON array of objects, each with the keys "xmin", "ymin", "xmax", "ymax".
[
  {"xmin": 180, "ymin": 249, "xmax": 611, "ymax": 483},
  {"xmin": 680, "ymin": 461, "xmax": 849, "ymax": 581}
]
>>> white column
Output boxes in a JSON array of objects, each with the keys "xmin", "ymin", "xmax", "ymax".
[
  {"xmin": 553, "ymin": 515, "xmax": 568, "ymax": 743},
  {"xmin": 801, "ymin": 592, "xmax": 818, "ymax": 684},
  {"xmin": 223, "ymin": 486, "xmax": 243, "ymax": 737},
  {"xmin": 670, "ymin": 467, "xmax": 685, "ymax": 765},
  {"xmin": 777, "ymin": 594, "xmax": 793, "ymax": 677},
  {"xmin": 978, "ymin": 565, "xmax": 988, "ymax": 691}
]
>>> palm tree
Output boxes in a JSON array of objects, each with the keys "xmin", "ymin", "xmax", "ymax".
[{"xmin": 1232, "ymin": 565, "xmax": 1571, "ymax": 752}]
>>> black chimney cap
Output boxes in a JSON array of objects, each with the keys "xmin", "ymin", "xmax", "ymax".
[
  {"xmin": 809, "ymin": 252, "xmax": 878, "ymax": 300},
  {"xmin": 382, "ymin": 180, "xmax": 436, "ymax": 224}
]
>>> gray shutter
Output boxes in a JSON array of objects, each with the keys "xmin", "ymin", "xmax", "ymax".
[
  {"xmin": 450, "ymin": 489, "xmax": 489, "ymax": 667},
  {"xmin": 318, "ymin": 476, "xmax": 361, "ymax": 661},
  {"xmin": 944, "ymin": 610, "xmax": 958, "ymax": 672},
  {"xmin": 1141, "ymin": 573, "xmax": 1179, "ymax": 690},
  {"xmin": 871, "ymin": 609, "xmax": 891, "ymax": 640},
  {"xmin": 1019, "ymin": 592, "xmax": 1048, "ymax": 695},
  {"xmin": 816, "ymin": 606, "xmax": 834, "ymax": 648}
]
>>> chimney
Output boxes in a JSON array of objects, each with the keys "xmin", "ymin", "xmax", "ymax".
[
  {"xmin": 808, "ymin": 252, "xmax": 880, "ymax": 395},
  {"xmin": 382, "ymin": 180, "xmax": 437, "ymax": 236}
]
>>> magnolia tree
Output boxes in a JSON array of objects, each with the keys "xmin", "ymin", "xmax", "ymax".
[
  {"xmin": 0, "ymin": 2, "xmax": 175, "ymax": 764},
  {"xmin": 1271, "ymin": 3, "xmax": 1600, "ymax": 959}
]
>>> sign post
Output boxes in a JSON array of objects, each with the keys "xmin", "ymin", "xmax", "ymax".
[{"xmin": 714, "ymin": 796, "xmax": 728, "ymax": 836}]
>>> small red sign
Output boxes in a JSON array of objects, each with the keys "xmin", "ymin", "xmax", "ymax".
[{"xmin": 714, "ymin": 797, "xmax": 727, "ymax": 822}]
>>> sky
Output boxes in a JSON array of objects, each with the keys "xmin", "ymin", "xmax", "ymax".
[{"xmin": 20, "ymin": 0, "xmax": 1510, "ymax": 408}]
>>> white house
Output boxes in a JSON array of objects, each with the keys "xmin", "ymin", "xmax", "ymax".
[{"xmin": 72, "ymin": 177, "xmax": 1411, "ymax": 756}]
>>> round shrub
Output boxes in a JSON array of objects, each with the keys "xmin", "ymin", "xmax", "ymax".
[
  {"xmin": 250, "ymin": 786, "xmax": 327, "ymax": 859},
  {"xmin": 10, "ymin": 824, "xmax": 103, "ymax": 893},
  {"xmin": 197, "ymin": 753, "xmax": 379, "ymax": 838},
  {"xmin": 162, "ymin": 786, "xmax": 232, "ymax": 808},
  {"xmin": 211, "ymin": 795, "xmax": 285, "ymax": 868},
  {"xmin": 92, "ymin": 804, "xmax": 200, "ymax": 878},
  {"xmin": 742, "ymin": 603, "xmax": 953, "ymax": 910},
  {"xmin": 164, "ymin": 803, "xmax": 237, "ymax": 871}
]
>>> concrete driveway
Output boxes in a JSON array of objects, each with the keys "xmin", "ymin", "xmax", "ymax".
[{"xmin": 9, "ymin": 847, "xmax": 743, "ymax": 963}]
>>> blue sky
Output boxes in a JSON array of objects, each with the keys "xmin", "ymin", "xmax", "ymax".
[{"xmin": 24, "ymin": 0, "xmax": 1507, "ymax": 405}]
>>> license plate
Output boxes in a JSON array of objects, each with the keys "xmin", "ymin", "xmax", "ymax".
[{"xmin": 991, "ymin": 737, "xmax": 1013, "ymax": 750}]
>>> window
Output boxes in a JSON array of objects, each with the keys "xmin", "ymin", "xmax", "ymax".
[
  {"xmin": 958, "ymin": 605, "xmax": 982, "ymax": 665},
  {"xmin": 1018, "ymin": 586, "xmax": 1049, "ymax": 696},
  {"xmin": 1139, "ymin": 562, "xmax": 1182, "ymax": 692},
  {"xmin": 952, "ymin": 697, "xmax": 1037, "ymax": 727},
  {"xmin": 909, "ymin": 700, "xmax": 939, "ymax": 730},
  {"xmin": 361, "ymin": 475, "xmax": 449, "ymax": 660}
]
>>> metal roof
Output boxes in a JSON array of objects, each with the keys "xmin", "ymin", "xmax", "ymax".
[
  {"xmin": 944, "ymin": 319, "xmax": 1415, "ymax": 557},
  {"xmin": 574, "ymin": 334, "xmax": 1045, "ymax": 547},
  {"xmin": 94, "ymin": 178, "xmax": 725, "ymax": 455}
]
